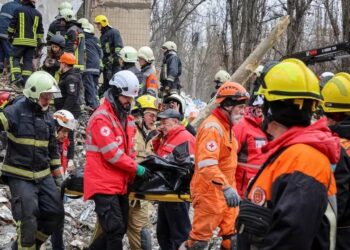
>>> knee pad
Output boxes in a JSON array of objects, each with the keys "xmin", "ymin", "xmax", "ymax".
[{"xmin": 140, "ymin": 227, "xmax": 152, "ymax": 250}]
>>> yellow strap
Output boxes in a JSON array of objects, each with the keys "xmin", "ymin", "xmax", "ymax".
[
  {"xmin": 2, "ymin": 165, "xmax": 50, "ymax": 179},
  {"xmin": 0, "ymin": 113, "xmax": 9, "ymax": 131},
  {"xmin": 19, "ymin": 12, "xmax": 25, "ymax": 39},
  {"xmin": 7, "ymin": 133, "xmax": 49, "ymax": 147},
  {"xmin": 36, "ymin": 230, "xmax": 49, "ymax": 242}
]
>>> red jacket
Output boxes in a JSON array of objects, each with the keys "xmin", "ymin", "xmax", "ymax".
[
  {"xmin": 233, "ymin": 112, "xmax": 268, "ymax": 197},
  {"xmin": 153, "ymin": 125, "xmax": 195, "ymax": 157},
  {"xmin": 60, "ymin": 137, "xmax": 70, "ymax": 172},
  {"xmin": 84, "ymin": 99, "xmax": 137, "ymax": 200}
]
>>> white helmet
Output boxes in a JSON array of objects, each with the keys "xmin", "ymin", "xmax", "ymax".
[
  {"xmin": 82, "ymin": 23, "xmax": 94, "ymax": 34},
  {"xmin": 23, "ymin": 71, "xmax": 61, "ymax": 100},
  {"xmin": 164, "ymin": 94, "xmax": 186, "ymax": 115},
  {"xmin": 58, "ymin": 1, "xmax": 72, "ymax": 11},
  {"xmin": 53, "ymin": 110, "xmax": 77, "ymax": 130},
  {"xmin": 78, "ymin": 18, "xmax": 89, "ymax": 25},
  {"xmin": 119, "ymin": 46, "xmax": 138, "ymax": 63},
  {"xmin": 138, "ymin": 46, "xmax": 155, "ymax": 63},
  {"xmin": 162, "ymin": 41, "xmax": 177, "ymax": 52},
  {"xmin": 109, "ymin": 70, "xmax": 139, "ymax": 97},
  {"xmin": 59, "ymin": 8, "xmax": 76, "ymax": 22},
  {"xmin": 214, "ymin": 70, "xmax": 230, "ymax": 83}
]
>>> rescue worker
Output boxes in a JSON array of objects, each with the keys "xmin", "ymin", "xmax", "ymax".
[
  {"xmin": 84, "ymin": 70, "xmax": 147, "ymax": 250},
  {"xmin": 60, "ymin": 8, "xmax": 85, "ymax": 72},
  {"xmin": 236, "ymin": 59, "xmax": 339, "ymax": 249},
  {"xmin": 137, "ymin": 46, "xmax": 158, "ymax": 97},
  {"xmin": 82, "ymin": 22, "xmax": 102, "ymax": 109},
  {"xmin": 0, "ymin": 0, "xmax": 21, "ymax": 74},
  {"xmin": 160, "ymin": 41, "xmax": 182, "ymax": 96},
  {"xmin": 42, "ymin": 34, "xmax": 65, "ymax": 81},
  {"xmin": 8, "ymin": 0, "xmax": 44, "ymax": 86},
  {"xmin": 210, "ymin": 69, "xmax": 231, "ymax": 99},
  {"xmin": 152, "ymin": 108, "xmax": 195, "ymax": 250},
  {"xmin": 181, "ymin": 82, "xmax": 248, "ymax": 250},
  {"xmin": 119, "ymin": 46, "xmax": 145, "ymax": 88},
  {"xmin": 0, "ymin": 71, "xmax": 64, "ymax": 250},
  {"xmin": 55, "ymin": 52, "xmax": 82, "ymax": 172},
  {"xmin": 94, "ymin": 15, "xmax": 124, "ymax": 96},
  {"xmin": 321, "ymin": 73, "xmax": 350, "ymax": 250},
  {"xmin": 128, "ymin": 94, "xmax": 159, "ymax": 250},
  {"xmin": 51, "ymin": 109, "xmax": 77, "ymax": 250},
  {"xmin": 233, "ymin": 94, "xmax": 268, "ymax": 197},
  {"xmin": 46, "ymin": 1, "xmax": 72, "ymax": 43},
  {"xmin": 163, "ymin": 93, "xmax": 196, "ymax": 136}
]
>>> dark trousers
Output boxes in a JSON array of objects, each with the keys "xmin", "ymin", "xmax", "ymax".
[
  {"xmin": 157, "ymin": 202, "xmax": 191, "ymax": 250},
  {"xmin": 99, "ymin": 64, "xmax": 120, "ymax": 97},
  {"xmin": 90, "ymin": 194, "xmax": 129, "ymax": 250},
  {"xmin": 82, "ymin": 72, "xmax": 99, "ymax": 109},
  {"xmin": 336, "ymin": 227, "xmax": 350, "ymax": 250},
  {"xmin": 0, "ymin": 37, "xmax": 12, "ymax": 71},
  {"xmin": 10, "ymin": 45, "xmax": 35, "ymax": 84},
  {"xmin": 7, "ymin": 176, "xmax": 64, "ymax": 249}
]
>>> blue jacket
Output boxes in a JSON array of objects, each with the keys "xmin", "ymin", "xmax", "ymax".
[
  {"xmin": 160, "ymin": 51, "xmax": 182, "ymax": 87},
  {"xmin": 84, "ymin": 32, "xmax": 102, "ymax": 75},
  {"xmin": 0, "ymin": 0, "xmax": 21, "ymax": 38}
]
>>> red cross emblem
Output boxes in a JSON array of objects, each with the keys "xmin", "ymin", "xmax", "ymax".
[
  {"xmin": 100, "ymin": 126, "xmax": 111, "ymax": 137},
  {"xmin": 206, "ymin": 140, "xmax": 217, "ymax": 152}
]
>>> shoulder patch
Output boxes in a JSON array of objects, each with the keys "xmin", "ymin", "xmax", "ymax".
[
  {"xmin": 251, "ymin": 186, "xmax": 266, "ymax": 206},
  {"xmin": 100, "ymin": 126, "xmax": 111, "ymax": 137},
  {"xmin": 206, "ymin": 140, "xmax": 218, "ymax": 152}
]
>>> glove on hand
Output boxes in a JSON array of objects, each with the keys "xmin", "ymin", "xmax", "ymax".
[
  {"xmin": 136, "ymin": 165, "xmax": 146, "ymax": 176},
  {"xmin": 223, "ymin": 186, "xmax": 240, "ymax": 207}
]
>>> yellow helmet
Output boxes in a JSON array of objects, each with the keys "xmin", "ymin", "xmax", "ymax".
[
  {"xmin": 257, "ymin": 58, "xmax": 322, "ymax": 102},
  {"xmin": 321, "ymin": 72, "xmax": 350, "ymax": 113},
  {"xmin": 94, "ymin": 15, "xmax": 109, "ymax": 27},
  {"xmin": 136, "ymin": 95, "xmax": 158, "ymax": 110}
]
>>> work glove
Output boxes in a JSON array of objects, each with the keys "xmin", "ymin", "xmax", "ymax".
[
  {"xmin": 136, "ymin": 164, "xmax": 146, "ymax": 176},
  {"xmin": 223, "ymin": 186, "xmax": 240, "ymax": 207}
]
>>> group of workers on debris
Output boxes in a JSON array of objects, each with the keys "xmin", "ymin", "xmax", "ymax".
[{"xmin": 0, "ymin": 1, "xmax": 349, "ymax": 250}]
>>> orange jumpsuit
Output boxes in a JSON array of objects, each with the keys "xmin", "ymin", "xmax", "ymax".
[{"xmin": 189, "ymin": 107, "xmax": 239, "ymax": 243}]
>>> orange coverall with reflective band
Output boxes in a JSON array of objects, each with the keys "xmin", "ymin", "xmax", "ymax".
[{"xmin": 190, "ymin": 108, "xmax": 239, "ymax": 241}]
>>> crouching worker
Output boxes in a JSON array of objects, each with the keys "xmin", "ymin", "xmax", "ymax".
[
  {"xmin": 50, "ymin": 109, "xmax": 78, "ymax": 250},
  {"xmin": 0, "ymin": 71, "xmax": 65, "ymax": 250},
  {"xmin": 84, "ymin": 70, "xmax": 148, "ymax": 250}
]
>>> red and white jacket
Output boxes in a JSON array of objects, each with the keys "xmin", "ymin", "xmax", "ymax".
[{"xmin": 84, "ymin": 99, "xmax": 137, "ymax": 200}]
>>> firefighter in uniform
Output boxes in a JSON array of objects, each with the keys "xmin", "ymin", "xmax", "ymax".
[
  {"xmin": 128, "ymin": 94, "xmax": 159, "ymax": 250},
  {"xmin": 321, "ymin": 72, "xmax": 350, "ymax": 250},
  {"xmin": 0, "ymin": 0, "xmax": 21, "ymax": 74},
  {"xmin": 160, "ymin": 41, "xmax": 182, "ymax": 96},
  {"xmin": 0, "ymin": 71, "xmax": 64, "ymax": 250},
  {"xmin": 8, "ymin": 0, "xmax": 44, "ymax": 86},
  {"xmin": 84, "ymin": 70, "xmax": 147, "ymax": 250},
  {"xmin": 210, "ymin": 70, "xmax": 231, "ymax": 99},
  {"xmin": 94, "ymin": 15, "xmax": 124, "ymax": 96},
  {"xmin": 119, "ymin": 46, "xmax": 145, "ymax": 88},
  {"xmin": 42, "ymin": 34, "xmax": 65, "ymax": 82},
  {"xmin": 181, "ymin": 82, "xmax": 248, "ymax": 250},
  {"xmin": 46, "ymin": 1, "xmax": 72, "ymax": 43},
  {"xmin": 137, "ymin": 46, "xmax": 158, "ymax": 97},
  {"xmin": 59, "ymin": 8, "xmax": 85, "ymax": 72},
  {"xmin": 236, "ymin": 59, "xmax": 339, "ymax": 249}
]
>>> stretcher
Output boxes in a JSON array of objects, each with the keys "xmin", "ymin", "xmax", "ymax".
[{"xmin": 64, "ymin": 189, "xmax": 192, "ymax": 202}]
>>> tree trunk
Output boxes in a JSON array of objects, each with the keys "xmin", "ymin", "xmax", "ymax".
[{"xmin": 191, "ymin": 15, "xmax": 290, "ymax": 129}]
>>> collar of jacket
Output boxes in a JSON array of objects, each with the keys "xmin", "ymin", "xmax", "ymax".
[
  {"xmin": 212, "ymin": 107, "xmax": 231, "ymax": 130},
  {"xmin": 243, "ymin": 112, "xmax": 263, "ymax": 128},
  {"xmin": 101, "ymin": 26, "xmax": 112, "ymax": 34},
  {"xmin": 262, "ymin": 117, "xmax": 340, "ymax": 164},
  {"xmin": 329, "ymin": 116, "xmax": 350, "ymax": 140},
  {"xmin": 22, "ymin": 1, "xmax": 35, "ymax": 8},
  {"xmin": 60, "ymin": 67, "xmax": 75, "ymax": 79},
  {"xmin": 163, "ymin": 125, "xmax": 186, "ymax": 142}
]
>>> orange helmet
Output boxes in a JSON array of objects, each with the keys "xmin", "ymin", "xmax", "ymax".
[
  {"xmin": 59, "ymin": 52, "xmax": 77, "ymax": 65},
  {"xmin": 215, "ymin": 82, "xmax": 249, "ymax": 104}
]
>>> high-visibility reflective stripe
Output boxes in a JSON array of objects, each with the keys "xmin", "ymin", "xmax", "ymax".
[
  {"xmin": 115, "ymin": 47, "xmax": 121, "ymax": 53},
  {"xmin": 204, "ymin": 121, "xmax": 223, "ymax": 137},
  {"xmin": 101, "ymin": 142, "xmax": 119, "ymax": 153},
  {"xmin": 7, "ymin": 133, "xmax": 49, "ymax": 147},
  {"xmin": 0, "ymin": 33, "xmax": 8, "ymax": 39},
  {"xmin": 84, "ymin": 68, "xmax": 100, "ymax": 73},
  {"xmin": 238, "ymin": 162, "xmax": 261, "ymax": 169},
  {"xmin": 32, "ymin": 16, "xmax": 39, "ymax": 40},
  {"xmin": 167, "ymin": 76, "xmax": 175, "ymax": 82},
  {"xmin": 50, "ymin": 158, "xmax": 61, "ymax": 166},
  {"xmin": 74, "ymin": 64, "xmax": 85, "ymax": 70},
  {"xmin": 22, "ymin": 70, "xmax": 32, "ymax": 76},
  {"xmin": 37, "ymin": 33, "xmax": 43, "ymax": 39},
  {"xmin": 326, "ymin": 195, "xmax": 337, "ymax": 250},
  {"xmin": 1, "ymin": 165, "xmax": 50, "ymax": 179},
  {"xmin": 36, "ymin": 230, "xmax": 49, "ymax": 242},
  {"xmin": 86, "ymin": 144, "xmax": 99, "ymax": 152},
  {"xmin": 0, "ymin": 12, "xmax": 13, "ymax": 18},
  {"xmin": 19, "ymin": 13, "xmax": 25, "ymax": 39},
  {"xmin": 181, "ymin": 118, "xmax": 189, "ymax": 127},
  {"xmin": 198, "ymin": 159, "xmax": 218, "ymax": 168},
  {"xmin": 13, "ymin": 38, "xmax": 37, "ymax": 47},
  {"xmin": 8, "ymin": 27, "xmax": 14, "ymax": 33},
  {"xmin": 47, "ymin": 31, "xmax": 54, "ymax": 38},
  {"xmin": 107, "ymin": 149, "xmax": 124, "ymax": 164},
  {"xmin": 0, "ymin": 113, "xmax": 9, "ymax": 131},
  {"xmin": 164, "ymin": 143, "xmax": 176, "ymax": 149},
  {"xmin": 10, "ymin": 67, "xmax": 21, "ymax": 73}
]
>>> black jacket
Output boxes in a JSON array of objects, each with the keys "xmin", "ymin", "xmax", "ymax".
[
  {"xmin": 65, "ymin": 21, "xmax": 85, "ymax": 71},
  {"xmin": 7, "ymin": 2, "xmax": 44, "ymax": 47},
  {"xmin": 46, "ymin": 19, "xmax": 67, "ymax": 43},
  {"xmin": 55, "ymin": 68, "xmax": 82, "ymax": 117},
  {"xmin": 160, "ymin": 51, "xmax": 182, "ymax": 87},
  {"xmin": 85, "ymin": 32, "xmax": 102, "ymax": 74},
  {"xmin": 100, "ymin": 26, "xmax": 123, "ymax": 65},
  {"xmin": 0, "ymin": 97, "xmax": 60, "ymax": 180}
]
